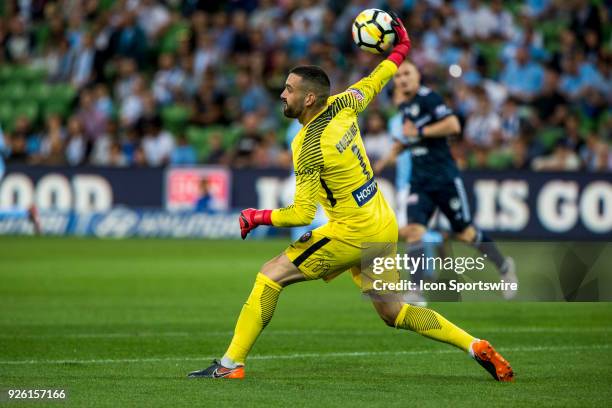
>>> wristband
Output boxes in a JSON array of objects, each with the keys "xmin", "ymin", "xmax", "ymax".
[
  {"xmin": 254, "ymin": 209, "xmax": 273, "ymax": 225},
  {"xmin": 387, "ymin": 43, "xmax": 410, "ymax": 67}
]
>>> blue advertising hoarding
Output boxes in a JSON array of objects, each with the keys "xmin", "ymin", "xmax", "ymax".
[{"xmin": 1, "ymin": 165, "xmax": 610, "ymax": 240}]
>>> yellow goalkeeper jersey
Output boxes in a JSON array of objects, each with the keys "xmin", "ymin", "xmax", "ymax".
[{"xmin": 271, "ymin": 59, "xmax": 398, "ymax": 240}]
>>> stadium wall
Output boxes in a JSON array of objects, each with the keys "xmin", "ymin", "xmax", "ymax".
[{"xmin": 1, "ymin": 165, "xmax": 610, "ymax": 240}]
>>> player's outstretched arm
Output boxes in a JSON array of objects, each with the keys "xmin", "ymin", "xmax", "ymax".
[
  {"xmin": 270, "ymin": 166, "xmax": 319, "ymax": 228},
  {"xmin": 239, "ymin": 208, "xmax": 272, "ymax": 240},
  {"xmin": 342, "ymin": 15, "xmax": 411, "ymax": 113},
  {"xmin": 238, "ymin": 166, "xmax": 320, "ymax": 239},
  {"xmin": 402, "ymin": 115, "xmax": 461, "ymax": 143}
]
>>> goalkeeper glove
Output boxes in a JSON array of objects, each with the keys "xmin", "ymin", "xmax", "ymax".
[
  {"xmin": 239, "ymin": 208, "xmax": 272, "ymax": 239},
  {"xmin": 387, "ymin": 13, "xmax": 411, "ymax": 67}
]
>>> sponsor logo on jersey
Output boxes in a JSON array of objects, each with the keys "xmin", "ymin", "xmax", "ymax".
[
  {"xmin": 348, "ymin": 88, "xmax": 365, "ymax": 101},
  {"xmin": 449, "ymin": 197, "xmax": 461, "ymax": 211},
  {"xmin": 405, "ymin": 103, "xmax": 420, "ymax": 117},
  {"xmin": 352, "ymin": 178, "xmax": 378, "ymax": 207}
]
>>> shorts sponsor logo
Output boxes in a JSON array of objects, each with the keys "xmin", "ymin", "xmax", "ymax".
[{"xmin": 299, "ymin": 231, "xmax": 312, "ymax": 242}]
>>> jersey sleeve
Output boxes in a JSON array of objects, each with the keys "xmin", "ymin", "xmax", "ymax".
[
  {"xmin": 330, "ymin": 59, "xmax": 398, "ymax": 114},
  {"xmin": 425, "ymin": 91, "xmax": 454, "ymax": 121},
  {"xmin": 271, "ymin": 131, "xmax": 324, "ymax": 227}
]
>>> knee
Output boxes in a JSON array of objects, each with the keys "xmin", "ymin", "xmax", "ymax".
[
  {"xmin": 401, "ymin": 224, "xmax": 426, "ymax": 243},
  {"xmin": 456, "ymin": 226, "xmax": 476, "ymax": 243},
  {"xmin": 377, "ymin": 305, "xmax": 401, "ymax": 328},
  {"xmin": 381, "ymin": 312, "xmax": 397, "ymax": 327},
  {"xmin": 260, "ymin": 256, "xmax": 283, "ymax": 278}
]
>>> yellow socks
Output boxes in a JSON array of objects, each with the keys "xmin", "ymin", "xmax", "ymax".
[
  {"xmin": 223, "ymin": 273, "xmax": 282, "ymax": 365},
  {"xmin": 394, "ymin": 304, "xmax": 475, "ymax": 352}
]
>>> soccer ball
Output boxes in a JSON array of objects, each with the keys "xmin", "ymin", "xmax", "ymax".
[{"xmin": 352, "ymin": 9, "xmax": 396, "ymax": 54}]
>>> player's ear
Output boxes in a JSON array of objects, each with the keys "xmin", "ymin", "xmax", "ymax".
[{"xmin": 304, "ymin": 92, "xmax": 316, "ymax": 107}]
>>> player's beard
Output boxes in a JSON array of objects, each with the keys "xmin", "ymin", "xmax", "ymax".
[{"xmin": 282, "ymin": 99, "xmax": 303, "ymax": 119}]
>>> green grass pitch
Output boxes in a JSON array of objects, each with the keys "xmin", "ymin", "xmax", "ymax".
[{"xmin": 0, "ymin": 237, "xmax": 610, "ymax": 407}]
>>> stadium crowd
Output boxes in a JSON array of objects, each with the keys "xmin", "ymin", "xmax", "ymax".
[{"xmin": 0, "ymin": 0, "xmax": 610, "ymax": 171}]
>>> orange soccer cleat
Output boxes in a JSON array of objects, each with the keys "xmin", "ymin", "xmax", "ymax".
[
  {"xmin": 187, "ymin": 360, "xmax": 245, "ymax": 379},
  {"xmin": 471, "ymin": 339, "xmax": 515, "ymax": 382}
]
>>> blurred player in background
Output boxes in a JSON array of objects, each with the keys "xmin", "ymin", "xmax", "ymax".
[
  {"xmin": 188, "ymin": 17, "xmax": 513, "ymax": 382},
  {"xmin": 379, "ymin": 61, "xmax": 518, "ymax": 299},
  {"xmin": 0, "ymin": 124, "xmax": 40, "ymax": 233},
  {"xmin": 377, "ymin": 87, "xmax": 447, "ymax": 306}
]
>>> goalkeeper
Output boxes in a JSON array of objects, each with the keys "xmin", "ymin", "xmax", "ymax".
[{"xmin": 188, "ymin": 17, "xmax": 514, "ymax": 382}]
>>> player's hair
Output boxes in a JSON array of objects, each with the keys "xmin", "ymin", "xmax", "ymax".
[{"xmin": 289, "ymin": 65, "xmax": 330, "ymax": 106}]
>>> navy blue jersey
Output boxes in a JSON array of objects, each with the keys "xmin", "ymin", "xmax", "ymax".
[{"xmin": 398, "ymin": 86, "xmax": 459, "ymax": 187}]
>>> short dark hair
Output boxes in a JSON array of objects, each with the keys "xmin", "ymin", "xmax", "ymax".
[{"xmin": 289, "ymin": 65, "xmax": 330, "ymax": 105}]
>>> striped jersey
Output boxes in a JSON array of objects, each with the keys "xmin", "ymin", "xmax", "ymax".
[{"xmin": 271, "ymin": 60, "xmax": 398, "ymax": 239}]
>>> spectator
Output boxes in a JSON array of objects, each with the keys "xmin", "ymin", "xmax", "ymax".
[
  {"xmin": 532, "ymin": 138, "xmax": 581, "ymax": 171},
  {"xmin": 141, "ymin": 118, "xmax": 175, "ymax": 167},
  {"xmin": 137, "ymin": 0, "xmax": 171, "ymax": 41},
  {"xmin": 363, "ymin": 110, "xmax": 392, "ymax": 162},
  {"xmin": 6, "ymin": 116, "xmax": 35, "ymax": 163},
  {"xmin": 489, "ymin": 0, "xmax": 516, "ymax": 40},
  {"xmin": 35, "ymin": 115, "xmax": 66, "ymax": 166},
  {"xmin": 109, "ymin": 141, "xmax": 129, "ymax": 167},
  {"xmin": 235, "ymin": 69, "xmax": 269, "ymax": 115},
  {"xmin": 531, "ymin": 68, "xmax": 568, "ymax": 127},
  {"xmin": 193, "ymin": 32, "xmax": 221, "ymax": 83},
  {"xmin": 500, "ymin": 47, "xmax": 544, "ymax": 101},
  {"xmin": 71, "ymin": 32, "xmax": 95, "ymax": 89},
  {"xmin": 152, "ymin": 53, "xmax": 186, "ymax": 105},
  {"xmin": 94, "ymin": 84, "xmax": 114, "ymax": 119},
  {"xmin": 114, "ymin": 58, "xmax": 139, "ymax": 102},
  {"xmin": 229, "ymin": 10, "xmax": 252, "ymax": 55},
  {"xmin": 111, "ymin": 11, "xmax": 147, "ymax": 66},
  {"xmin": 205, "ymin": 132, "xmax": 228, "ymax": 165},
  {"xmin": 499, "ymin": 98, "xmax": 521, "ymax": 146},
  {"xmin": 454, "ymin": 0, "xmax": 497, "ymax": 40},
  {"xmin": 560, "ymin": 52, "xmax": 607, "ymax": 99},
  {"xmin": 77, "ymin": 89, "xmax": 107, "ymax": 140},
  {"xmin": 192, "ymin": 75, "xmax": 228, "ymax": 126},
  {"xmin": 580, "ymin": 134, "xmax": 611, "ymax": 172},
  {"xmin": 0, "ymin": 0, "xmax": 608, "ymax": 174},
  {"xmin": 119, "ymin": 75, "xmax": 148, "ymax": 127},
  {"xmin": 511, "ymin": 136, "xmax": 531, "ymax": 170},
  {"xmin": 65, "ymin": 116, "xmax": 87, "ymax": 166},
  {"xmin": 232, "ymin": 113, "xmax": 263, "ymax": 168},
  {"xmin": 170, "ymin": 134, "xmax": 198, "ymax": 165},
  {"xmin": 3, "ymin": 16, "xmax": 34, "ymax": 63},
  {"xmin": 464, "ymin": 88, "xmax": 502, "ymax": 153},
  {"xmin": 252, "ymin": 130, "xmax": 285, "ymax": 168},
  {"xmin": 90, "ymin": 121, "xmax": 118, "ymax": 166}
]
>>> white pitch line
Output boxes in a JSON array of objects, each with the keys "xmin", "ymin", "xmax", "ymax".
[
  {"xmin": 0, "ymin": 327, "xmax": 610, "ymax": 339},
  {"xmin": 0, "ymin": 344, "xmax": 609, "ymax": 366}
]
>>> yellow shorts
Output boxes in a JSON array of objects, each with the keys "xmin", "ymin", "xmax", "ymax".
[{"xmin": 284, "ymin": 220, "xmax": 399, "ymax": 288}]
